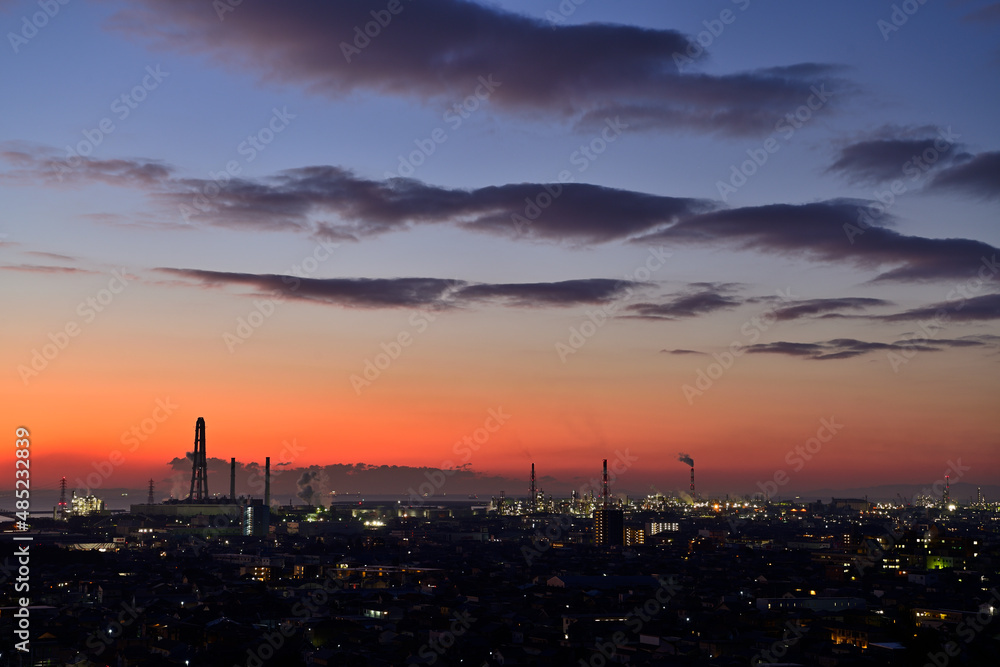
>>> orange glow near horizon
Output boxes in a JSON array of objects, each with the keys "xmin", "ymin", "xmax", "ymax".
[{"xmin": 3, "ymin": 284, "xmax": 997, "ymax": 495}]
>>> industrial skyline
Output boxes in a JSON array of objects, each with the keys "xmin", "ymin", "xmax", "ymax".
[{"xmin": 12, "ymin": 417, "xmax": 989, "ymax": 516}]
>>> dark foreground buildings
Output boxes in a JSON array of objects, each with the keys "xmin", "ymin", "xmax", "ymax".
[{"xmin": 2, "ymin": 496, "xmax": 998, "ymax": 666}]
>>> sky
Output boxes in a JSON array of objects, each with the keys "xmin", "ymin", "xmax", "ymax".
[{"xmin": 1, "ymin": 0, "xmax": 998, "ymax": 502}]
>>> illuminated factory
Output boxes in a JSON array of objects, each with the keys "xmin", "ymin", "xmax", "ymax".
[{"xmin": 127, "ymin": 417, "xmax": 271, "ymax": 536}]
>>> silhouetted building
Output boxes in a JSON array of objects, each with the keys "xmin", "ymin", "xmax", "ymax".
[
  {"xmin": 243, "ymin": 498, "xmax": 270, "ymax": 537},
  {"xmin": 594, "ymin": 508, "xmax": 623, "ymax": 546}
]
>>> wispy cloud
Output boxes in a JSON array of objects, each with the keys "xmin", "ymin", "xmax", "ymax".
[
  {"xmin": 744, "ymin": 335, "xmax": 999, "ymax": 360},
  {"xmin": 626, "ymin": 283, "xmax": 742, "ymax": 320},
  {"xmin": 157, "ymin": 268, "xmax": 641, "ymax": 310},
  {"xmin": 826, "ymin": 126, "xmax": 964, "ymax": 184},
  {"xmin": 770, "ymin": 297, "xmax": 892, "ymax": 320},
  {"xmin": 0, "ymin": 142, "xmax": 173, "ymax": 188},
  {"xmin": 928, "ymin": 151, "xmax": 1000, "ymax": 200},
  {"xmin": 878, "ymin": 293, "xmax": 1000, "ymax": 322},
  {"xmin": 0, "ymin": 264, "xmax": 97, "ymax": 275},
  {"xmin": 637, "ymin": 199, "xmax": 1000, "ymax": 283},
  {"xmin": 1, "ymin": 146, "xmax": 710, "ymax": 243}
]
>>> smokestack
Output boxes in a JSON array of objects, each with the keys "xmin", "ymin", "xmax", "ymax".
[
  {"xmin": 230, "ymin": 458, "xmax": 236, "ymax": 501},
  {"xmin": 530, "ymin": 463, "xmax": 536, "ymax": 511},
  {"xmin": 265, "ymin": 457, "xmax": 271, "ymax": 507},
  {"xmin": 602, "ymin": 459, "xmax": 609, "ymax": 508},
  {"xmin": 678, "ymin": 453, "xmax": 695, "ymax": 500}
]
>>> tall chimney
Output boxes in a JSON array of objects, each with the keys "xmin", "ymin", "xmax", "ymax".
[
  {"xmin": 264, "ymin": 457, "xmax": 271, "ymax": 507},
  {"xmin": 530, "ymin": 463, "xmax": 536, "ymax": 511},
  {"xmin": 230, "ymin": 457, "xmax": 236, "ymax": 501},
  {"xmin": 690, "ymin": 465, "xmax": 695, "ymax": 499},
  {"xmin": 602, "ymin": 459, "xmax": 609, "ymax": 508}
]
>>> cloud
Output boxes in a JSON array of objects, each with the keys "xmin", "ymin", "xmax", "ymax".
[
  {"xmin": 746, "ymin": 338, "xmax": 933, "ymax": 360},
  {"xmin": 743, "ymin": 335, "xmax": 999, "ymax": 360},
  {"xmin": 160, "ymin": 269, "xmax": 463, "ymax": 309},
  {"xmin": 22, "ymin": 251, "xmax": 78, "ymax": 262},
  {"xmin": 826, "ymin": 127, "xmax": 963, "ymax": 184},
  {"xmin": 1, "ymin": 146, "xmax": 710, "ymax": 243},
  {"xmin": 662, "ymin": 348, "xmax": 706, "ymax": 355},
  {"xmin": 626, "ymin": 283, "xmax": 742, "ymax": 320},
  {"xmin": 771, "ymin": 297, "xmax": 892, "ymax": 320},
  {"xmin": 169, "ymin": 167, "xmax": 710, "ymax": 243},
  {"xmin": 453, "ymin": 279, "xmax": 636, "ymax": 307},
  {"xmin": 107, "ymin": 0, "xmax": 847, "ymax": 135},
  {"xmin": 963, "ymin": 3, "xmax": 1000, "ymax": 23},
  {"xmin": 157, "ymin": 268, "xmax": 641, "ymax": 310},
  {"xmin": 0, "ymin": 142, "xmax": 173, "ymax": 188},
  {"xmin": 636, "ymin": 199, "xmax": 1000, "ymax": 283},
  {"xmin": 927, "ymin": 151, "xmax": 1000, "ymax": 200},
  {"xmin": 0, "ymin": 264, "xmax": 97, "ymax": 275},
  {"xmin": 879, "ymin": 293, "xmax": 1000, "ymax": 323}
]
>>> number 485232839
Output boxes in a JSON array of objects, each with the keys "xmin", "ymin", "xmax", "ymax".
[{"xmin": 15, "ymin": 427, "xmax": 30, "ymax": 520}]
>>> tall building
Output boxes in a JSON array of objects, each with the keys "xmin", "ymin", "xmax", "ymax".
[
  {"xmin": 624, "ymin": 527, "xmax": 646, "ymax": 546},
  {"xmin": 594, "ymin": 508, "xmax": 623, "ymax": 546},
  {"xmin": 243, "ymin": 498, "xmax": 270, "ymax": 537}
]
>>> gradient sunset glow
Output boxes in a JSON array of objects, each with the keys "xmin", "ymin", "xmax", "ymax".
[{"xmin": 2, "ymin": 0, "xmax": 998, "ymax": 502}]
